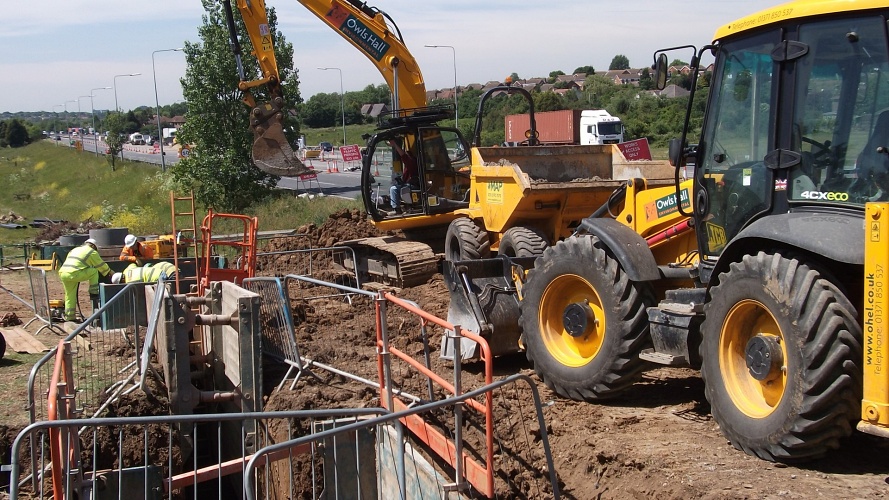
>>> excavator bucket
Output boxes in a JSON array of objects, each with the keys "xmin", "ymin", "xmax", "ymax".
[
  {"xmin": 441, "ymin": 256, "xmax": 535, "ymax": 361},
  {"xmin": 251, "ymin": 119, "xmax": 312, "ymax": 178}
]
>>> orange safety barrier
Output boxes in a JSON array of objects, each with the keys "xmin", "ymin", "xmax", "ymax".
[
  {"xmin": 200, "ymin": 210, "xmax": 258, "ymax": 295},
  {"xmin": 47, "ymin": 340, "xmax": 78, "ymax": 500},
  {"xmin": 378, "ymin": 292, "xmax": 496, "ymax": 497}
]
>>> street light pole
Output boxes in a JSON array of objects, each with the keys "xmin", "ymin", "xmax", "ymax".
[
  {"xmin": 90, "ymin": 87, "xmax": 111, "ymax": 156},
  {"xmin": 113, "ymin": 73, "xmax": 141, "ymax": 112},
  {"xmin": 153, "ymin": 48, "xmax": 183, "ymax": 172},
  {"xmin": 425, "ymin": 45, "xmax": 458, "ymax": 127},
  {"xmin": 319, "ymin": 67, "xmax": 346, "ymax": 146}
]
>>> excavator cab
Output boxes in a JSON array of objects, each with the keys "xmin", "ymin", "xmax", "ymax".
[{"xmin": 362, "ymin": 106, "xmax": 471, "ymax": 222}]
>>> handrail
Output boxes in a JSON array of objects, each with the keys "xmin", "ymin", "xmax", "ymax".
[
  {"xmin": 382, "ymin": 291, "xmax": 496, "ymax": 495},
  {"xmin": 46, "ymin": 340, "xmax": 77, "ymax": 500}
]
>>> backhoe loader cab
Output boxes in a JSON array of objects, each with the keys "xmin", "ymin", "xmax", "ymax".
[{"xmin": 641, "ymin": 0, "xmax": 889, "ymax": 461}]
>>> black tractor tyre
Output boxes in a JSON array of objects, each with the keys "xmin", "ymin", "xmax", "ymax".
[
  {"xmin": 519, "ymin": 235, "xmax": 655, "ymax": 401},
  {"xmin": 445, "ymin": 218, "xmax": 491, "ymax": 262},
  {"xmin": 0, "ymin": 332, "xmax": 5, "ymax": 360},
  {"xmin": 498, "ymin": 226, "xmax": 549, "ymax": 257},
  {"xmin": 700, "ymin": 252, "xmax": 862, "ymax": 462}
]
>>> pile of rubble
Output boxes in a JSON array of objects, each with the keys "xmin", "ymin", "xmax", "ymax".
[
  {"xmin": 34, "ymin": 219, "xmax": 106, "ymax": 243},
  {"xmin": 0, "ymin": 212, "xmax": 25, "ymax": 224}
]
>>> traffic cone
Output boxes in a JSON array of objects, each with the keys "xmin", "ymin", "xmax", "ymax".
[{"xmin": 374, "ymin": 158, "xmax": 380, "ymax": 176}]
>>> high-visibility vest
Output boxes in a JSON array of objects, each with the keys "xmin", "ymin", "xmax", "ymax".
[
  {"xmin": 123, "ymin": 261, "xmax": 177, "ymax": 283},
  {"xmin": 59, "ymin": 244, "xmax": 111, "ymax": 277}
]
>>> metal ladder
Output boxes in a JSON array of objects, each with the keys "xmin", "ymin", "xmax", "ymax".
[{"xmin": 169, "ymin": 191, "xmax": 201, "ymax": 295}]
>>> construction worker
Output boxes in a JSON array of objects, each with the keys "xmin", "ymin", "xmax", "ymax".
[
  {"xmin": 58, "ymin": 238, "xmax": 112, "ymax": 322},
  {"xmin": 111, "ymin": 261, "xmax": 177, "ymax": 284},
  {"xmin": 388, "ymin": 138, "xmax": 419, "ymax": 214},
  {"xmin": 119, "ymin": 234, "xmax": 154, "ymax": 265}
]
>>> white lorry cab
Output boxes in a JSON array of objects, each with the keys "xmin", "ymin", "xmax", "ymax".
[{"xmin": 579, "ymin": 110, "xmax": 624, "ymax": 145}]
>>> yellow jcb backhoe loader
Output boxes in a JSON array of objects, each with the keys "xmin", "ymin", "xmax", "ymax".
[{"xmin": 448, "ymin": 0, "xmax": 889, "ymax": 463}]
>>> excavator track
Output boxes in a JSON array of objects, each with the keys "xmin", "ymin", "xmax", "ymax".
[{"xmin": 336, "ymin": 236, "xmax": 439, "ymax": 289}]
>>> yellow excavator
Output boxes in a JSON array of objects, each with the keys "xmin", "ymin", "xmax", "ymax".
[{"xmin": 225, "ymin": 0, "xmax": 472, "ymax": 286}]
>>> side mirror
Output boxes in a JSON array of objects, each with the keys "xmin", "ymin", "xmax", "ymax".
[
  {"xmin": 654, "ymin": 53, "xmax": 669, "ymax": 90},
  {"xmin": 668, "ymin": 138, "xmax": 683, "ymax": 167}
]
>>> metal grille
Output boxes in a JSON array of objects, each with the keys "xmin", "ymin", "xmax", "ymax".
[{"xmin": 28, "ymin": 282, "xmax": 163, "ymax": 423}]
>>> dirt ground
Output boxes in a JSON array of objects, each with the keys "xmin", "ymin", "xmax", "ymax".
[{"xmin": 1, "ymin": 209, "xmax": 889, "ymax": 498}]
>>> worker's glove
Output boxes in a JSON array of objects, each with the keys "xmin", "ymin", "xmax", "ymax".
[{"xmin": 135, "ymin": 258, "xmax": 144, "ymax": 266}]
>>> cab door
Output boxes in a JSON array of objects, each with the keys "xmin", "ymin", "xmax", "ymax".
[{"xmin": 694, "ymin": 30, "xmax": 780, "ymax": 257}]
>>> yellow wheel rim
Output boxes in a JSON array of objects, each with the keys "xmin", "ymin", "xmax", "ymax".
[
  {"xmin": 538, "ymin": 274, "xmax": 605, "ymax": 367},
  {"xmin": 719, "ymin": 300, "xmax": 788, "ymax": 418}
]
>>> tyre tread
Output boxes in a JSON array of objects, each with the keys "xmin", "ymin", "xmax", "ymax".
[{"xmin": 701, "ymin": 252, "xmax": 861, "ymax": 462}]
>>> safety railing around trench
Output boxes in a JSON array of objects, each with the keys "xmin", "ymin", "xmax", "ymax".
[
  {"xmin": 263, "ymin": 273, "xmax": 560, "ymax": 498},
  {"xmin": 244, "ymin": 375, "xmax": 558, "ymax": 500},
  {"xmin": 9, "ymin": 408, "xmax": 389, "ymax": 500},
  {"xmin": 11, "ymin": 373, "xmax": 555, "ymax": 499},
  {"xmin": 27, "ymin": 281, "xmax": 160, "ymax": 424}
]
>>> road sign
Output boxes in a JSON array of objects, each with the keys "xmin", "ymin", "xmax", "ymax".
[
  {"xmin": 617, "ymin": 138, "xmax": 652, "ymax": 161},
  {"xmin": 340, "ymin": 145, "xmax": 362, "ymax": 162}
]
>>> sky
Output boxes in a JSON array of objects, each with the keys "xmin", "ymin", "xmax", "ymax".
[{"xmin": 0, "ymin": 0, "xmax": 784, "ymax": 113}]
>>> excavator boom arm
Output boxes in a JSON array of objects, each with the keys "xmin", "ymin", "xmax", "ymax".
[
  {"xmin": 222, "ymin": 0, "xmax": 428, "ymax": 176},
  {"xmin": 297, "ymin": 0, "xmax": 426, "ymax": 109},
  {"xmin": 225, "ymin": 0, "xmax": 311, "ymax": 177}
]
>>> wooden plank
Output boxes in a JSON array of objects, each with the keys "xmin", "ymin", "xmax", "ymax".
[
  {"xmin": 1, "ymin": 327, "xmax": 50, "ymax": 353},
  {"xmin": 13, "ymin": 327, "xmax": 50, "ymax": 352}
]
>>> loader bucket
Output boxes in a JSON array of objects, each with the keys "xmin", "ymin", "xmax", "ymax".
[
  {"xmin": 251, "ymin": 120, "xmax": 312, "ymax": 177},
  {"xmin": 441, "ymin": 256, "xmax": 535, "ymax": 361}
]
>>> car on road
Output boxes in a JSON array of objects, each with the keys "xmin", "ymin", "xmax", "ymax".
[{"xmin": 320, "ymin": 141, "xmax": 333, "ymax": 152}]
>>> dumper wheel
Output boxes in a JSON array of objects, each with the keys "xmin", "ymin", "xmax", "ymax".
[
  {"xmin": 520, "ymin": 235, "xmax": 654, "ymax": 400},
  {"xmin": 701, "ymin": 252, "xmax": 861, "ymax": 462},
  {"xmin": 498, "ymin": 226, "xmax": 549, "ymax": 257},
  {"xmin": 445, "ymin": 218, "xmax": 490, "ymax": 262},
  {"xmin": 0, "ymin": 333, "xmax": 5, "ymax": 360}
]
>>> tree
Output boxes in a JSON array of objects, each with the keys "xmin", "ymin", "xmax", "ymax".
[
  {"xmin": 533, "ymin": 92, "xmax": 567, "ymax": 112},
  {"xmin": 548, "ymin": 70, "xmax": 565, "ymax": 83},
  {"xmin": 104, "ymin": 112, "xmax": 127, "ymax": 171},
  {"xmin": 639, "ymin": 67, "xmax": 654, "ymax": 90},
  {"xmin": 669, "ymin": 59, "xmax": 689, "ymax": 68},
  {"xmin": 173, "ymin": 1, "xmax": 299, "ymax": 212},
  {"xmin": 301, "ymin": 92, "xmax": 343, "ymax": 128},
  {"xmin": 573, "ymin": 65, "xmax": 595, "ymax": 75},
  {"xmin": 609, "ymin": 55, "xmax": 630, "ymax": 70},
  {"xmin": 583, "ymin": 74, "xmax": 621, "ymax": 108},
  {"xmin": 5, "ymin": 119, "xmax": 29, "ymax": 147}
]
